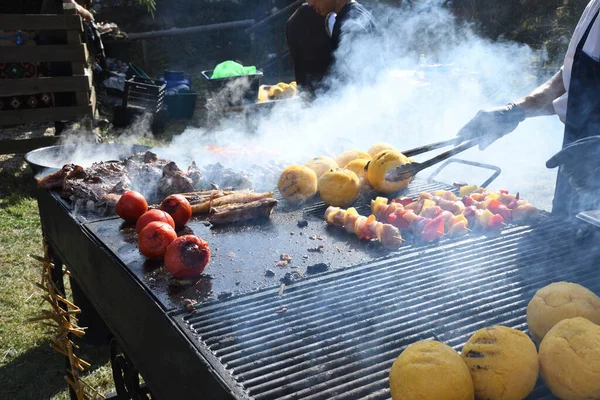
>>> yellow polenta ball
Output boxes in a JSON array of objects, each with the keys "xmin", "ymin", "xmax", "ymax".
[
  {"xmin": 368, "ymin": 142, "xmax": 395, "ymax": 158},
  {"xmin": 318, "ymin": 168, "xmax": 360, "ymax": 207},
  {"xmin": 335, "ymin": 149, "xmax": 371, "ymax": 169},
  {"xmin": 527, "ymin": 282, "xmax": 600, "ymax": 342},
  {"xmin": 304, "ymin": 156, "xmax": 338, "ymax": 178},
  {"xmin": 277, "ymin": 165, "xmax": 318, "ymax": 204},
  {"xmin": 540, "ymin": 317, "xmax": 600, "ymax": 400},
  {"xmin": 366, "ymin": 150, "xmax": 413, "ymax": 194},
  {"xmin": 389, "ymin": 340, "xmax": 474, "ymax": 400},
  {"xmin": 461, "ymin": 326, "xmax": 538, "ymax": 400},
  {"xmin": 344, "ymin": 158, "xmax": 369, "ymax": 181}
]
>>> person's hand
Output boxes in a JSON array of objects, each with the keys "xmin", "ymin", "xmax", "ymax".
[
  {"xmin": 546, "ymin": 136, "xmax": 600, "ymax": 194},
  {"xmin": 457, "ymin": 103, "xmax": 526, "ymax": 150},
  {"xmin": 76, "ymin": 4, "xmax": 94, "ymax": 22}
]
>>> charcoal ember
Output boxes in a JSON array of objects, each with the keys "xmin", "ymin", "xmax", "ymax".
[
  {"xmin": 306, "ymin": 263, "xmax": 329, "ymax": 274},
  {"xmin": 265, "ymin": 269, "xmax": 275, "ymax": 277}
]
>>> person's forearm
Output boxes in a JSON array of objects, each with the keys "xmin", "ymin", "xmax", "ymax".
[{"xmin": 513, "ymin": 70, "xmax": 566, "ymax": 118}]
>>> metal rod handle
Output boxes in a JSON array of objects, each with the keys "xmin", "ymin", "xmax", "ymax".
[{"xmin": 401, "ymin": 138, "xmax": 462, "ymax": 158}]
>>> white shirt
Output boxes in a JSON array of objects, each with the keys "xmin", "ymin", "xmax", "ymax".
[{"xmin": 553, "ymin": 0, "xmax": 600, "ymax": 122}]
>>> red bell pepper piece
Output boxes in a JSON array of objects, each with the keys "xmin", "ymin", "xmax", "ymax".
[
  {"xmin": 395, "ymin": 197, "xmax": 414, "ymax": 206},
  {"xmin": 421, "ymin": 216, "xmax": 445, "ymax": 242},
  {"xmin": 462, "ymin": 195, "xmax": 473, "ymax": 207},
  {"xmin": 487, "ymin": 199, "xmax": 504, "ymax": 214},
  {"xmin": 499, "ymin": 190, "xmax": 509, "ymax": 195},
  {"xmin": 487, "ymin": 214, "xmax": 504, "ymax": 230}
]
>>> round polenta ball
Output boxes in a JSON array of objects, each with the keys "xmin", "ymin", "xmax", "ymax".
[
  {"xmin": 366, "ymin": 150, "xmax": 413, "ymax": 194},
  {"xmin": 345, "ymin": 157, "xmax": 370, "ymax": 181},
  {"xmin": 335, "ymin": 149, "xmax": 371, "ymax": 169},
  {"xmin": 461, "ymin": 326, "xmax": 538, "ymax": 400},
  {"xmin": 304, "ymin": 156, "xmax": 338, "ymax": 179},
  {"xmin": 389, "ymin": 340, "xmax": 474, "ymax": 400},
  {"xmin": 318, "ymin": 168, "xmax": 360, "ymax": 208},
  {"xmin": 539, "ymin": 317, "xmax": 600, "ymax": 400},
  {"xmin": 527, "ymin": 282, "xmax": 600, "ymax": 342},
  {"xmin": 277, "ymin": 165, "xmax": 318, "ymax": 204},
  {"xmin": 368, "ymin": 142, "xmax": 395, "ymax": 158}
]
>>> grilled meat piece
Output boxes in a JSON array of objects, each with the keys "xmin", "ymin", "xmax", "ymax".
[
  {"xmin": 36, "ymin": 150, "xmax": 282, "ymax": 218},
  {"xmin": 37, "ymin": 164, "xmax": 86, "ymax": 190},
  {"xmin": 187, "ymin": 162, "xmax": 203, "ymax": 187},
  {"xmin": 191, "ymin": 190, "xmax": 275, "ymax": 214},
  {"xmin": 159, "ymin": 162, "xmax": 195, "ymax": 196},
  {"xmin": 208, "ymin": 198, "xmax": 278, "ymax": 225}
]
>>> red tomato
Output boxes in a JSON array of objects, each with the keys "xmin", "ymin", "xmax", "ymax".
[
  {"xmin": 165, "ymin": 235, "xmax": 211, "ymax": 278},
  {"xmin": 136, "ymin": 209, "xmax": 175, "ymax": 233},
  {"xmin": 138, "ymin": 221, "xmax": 177, "ymax": 260},
  {"xmin": 160, "ymin": 194, "xmax": 192, "ymax": 228},
  {"xmin": 116, "ymin": 191, "xmax": 148, "ymax": 222}
]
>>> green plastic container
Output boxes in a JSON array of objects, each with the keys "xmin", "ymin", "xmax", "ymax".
[{"xmin": 165, "ymin": 90, "xmax": 197, "ymax": 119}]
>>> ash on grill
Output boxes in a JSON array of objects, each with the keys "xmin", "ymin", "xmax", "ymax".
[{"xmin": 37, "ymin": 151, "xmax": 284, "ymax": 214}]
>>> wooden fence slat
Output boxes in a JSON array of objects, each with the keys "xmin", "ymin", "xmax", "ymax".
[
  {"xmin": 0, "ymin": 106, "xmax": 93, "ymax": 126},
  {"xmin": 0, "ymin": 136, "xmax": 62, "ymax": 155},
  {"xmin": 0, "ymin": 44, "xmax": 88, "ymax": 63},
  {"xmin": 0, "ymin": 76, "xmax": 91, "ymax": 96},
  {"xmin": 0, "ymin": 14, "xmax": 82, "ymax": 31}
]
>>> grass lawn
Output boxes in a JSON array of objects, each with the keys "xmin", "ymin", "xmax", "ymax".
[{"xmin": 0, "ymin": 154, "xmax": 115, "ymax": 399}]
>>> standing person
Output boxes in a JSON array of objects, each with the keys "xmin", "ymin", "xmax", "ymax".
[
  {"xmin": 456, "ymin": 0, "xmax": 600, "ymax": 217},
  {"xmin": 286, "ymin": 3, "xmax": 335, "ymax": 94}
]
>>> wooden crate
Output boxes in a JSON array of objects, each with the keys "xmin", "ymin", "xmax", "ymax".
[{"xmin": 0, "ymin": 4, "xmax": 95, "ymax": 154}]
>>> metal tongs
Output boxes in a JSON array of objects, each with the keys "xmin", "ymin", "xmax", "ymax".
[{"xmin": 385, "ymin": 137, "xmax": 479, "ymax": 182}]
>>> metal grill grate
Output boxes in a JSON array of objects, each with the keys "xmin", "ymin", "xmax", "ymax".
[{"xmin": 177, "ymin": 218, "xmax": 600, "ymax": 400}]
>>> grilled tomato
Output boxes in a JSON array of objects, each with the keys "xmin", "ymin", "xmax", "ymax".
[
  {"xmin": 116, "ymin": 191, "xmax": 148, "ymax": 222},
  {"xmin": 165, "ymin": 235, "xmax": 211, "ymax": 278},
  {"xmin": 160, "ymin": 194, "xmax": 192, "ymax": 228},
  {"xmin": 136, "ymin": 209, "xmax": 175, "ymax": 233},
  {"xmin": 138, "ymin": 221, "xmax": 177, "ymax": 259}
]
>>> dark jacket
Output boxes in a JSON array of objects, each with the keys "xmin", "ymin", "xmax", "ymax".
[
  {"xmin": 286, "ymin": 4, "xmax": 333, "ymax": 94},
  {"xmin": 331, "ymin": 1, "xmax": 378, "ymax": 52}
]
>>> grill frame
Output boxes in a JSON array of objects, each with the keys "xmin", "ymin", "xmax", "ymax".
[{"xmin": 35, "ymin": 177, "xmax": 600, "ymax": 400}]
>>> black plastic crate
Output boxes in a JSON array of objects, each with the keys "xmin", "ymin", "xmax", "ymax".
[
  {"xmin": 201, "ymin": 70, "xmax": 263, "ymax": 105},
  {"xmin": 122, "ymin": 76, "xmax": 165, "ymax": 113}
]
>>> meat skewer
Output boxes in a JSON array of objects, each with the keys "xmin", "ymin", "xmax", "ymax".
[
  {"xmin": 371, "ymin": 197, "xmax": 470, "ymax": 240},
  {"xmin": 324, "ymin": 206, "xmax": 404, "ymax": 249}
]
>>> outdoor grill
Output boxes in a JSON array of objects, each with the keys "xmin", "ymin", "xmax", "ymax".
[{"xmin": 34, "ymin": 161, "xmax": 600, "ymax": 400}]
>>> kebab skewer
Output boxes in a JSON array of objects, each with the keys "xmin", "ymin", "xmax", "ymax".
[
  {"xmin": 324, "ymin": 206, "xmax": 404, "ymax": 249},
  {"xmin": 371, "ymin": 197, "xmax": 470, "ymax": 241}
]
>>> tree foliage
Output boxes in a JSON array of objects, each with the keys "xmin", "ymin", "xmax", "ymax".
[{"xmin": 448, "ymin": 0, "xmax": 590, "ymax": 64}]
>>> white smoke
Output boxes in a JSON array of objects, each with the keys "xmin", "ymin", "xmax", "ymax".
[{"xmin": 165, "ymin": 1, "xmax": 563, "ymax": 210}]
